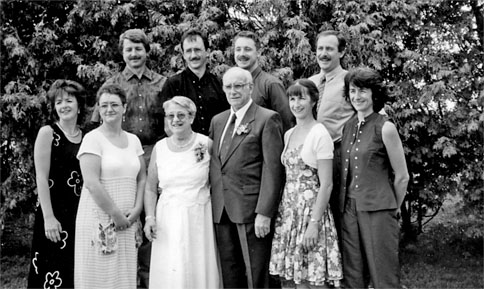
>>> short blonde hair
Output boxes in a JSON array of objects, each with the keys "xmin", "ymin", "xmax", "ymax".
[{"xmin": 163, "ymin": 96, "xmax": 197, "ymax": 117}]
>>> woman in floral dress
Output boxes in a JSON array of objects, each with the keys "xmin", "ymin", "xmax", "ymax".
[
  {"xmin": 270, "ymin": 79, "xmax": 343, "ymax": 288},
  {"xmin": 28, "ymin": 80, "xmax": 86, "ymax": 289}
]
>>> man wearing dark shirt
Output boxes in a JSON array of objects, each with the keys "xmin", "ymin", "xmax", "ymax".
[
  {"xmin": 233, "ymin": 31, "xmax": 294, "ymax": 132},
  {"xmin": 91, "ymin": 28, "xmax": 166, "ymax": 288},
  {"xmin": 160, "ymin": 29, "xmax": 229, "ymax": 135}
]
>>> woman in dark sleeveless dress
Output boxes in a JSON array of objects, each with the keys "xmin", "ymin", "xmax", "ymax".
[{"xmin": 27, "ymin": 80, "xmax": 86, "ymax": 289}]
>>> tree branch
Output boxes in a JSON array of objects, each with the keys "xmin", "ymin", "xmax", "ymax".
[
  {"xmin": 471, "ymin": 0, "xmax": 484, "ymax": 50},
  {"xmin": 422, "ymin": 203, "xmax": 443, "ymax": 227}
]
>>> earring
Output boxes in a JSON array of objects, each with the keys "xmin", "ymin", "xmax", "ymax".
[{"xmin": 123, "ymin": 115, "xmax": 126, "ymax": 122}]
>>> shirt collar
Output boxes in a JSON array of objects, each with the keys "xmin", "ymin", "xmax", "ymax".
[
  {"xmin": 185, "ymin": 67, "xmax": 208, "ymax": 81},
  {"xmin": 356, "ymin": 112, "xmax": 379, "ymax": 126},
  {"xmin": 320, "ymin": 65, "xmax": 344, "ymax": 82},
  {"xmin": 231, "ymin": 99, "xmax": 253, "ymax": 123},
  {"xmin": 122, "ymin": 66, "xmax": 153, "ymax": 80},
  {"xmin": 250, "ymin": 65, "xmax": 262, "ymax": 79}
]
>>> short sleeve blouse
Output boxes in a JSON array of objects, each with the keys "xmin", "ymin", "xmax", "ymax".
[
  {"xmin": 77, "ymin": 129, "xmax": 144, "ymax": 179},
  {"xmin": 283, "ymin": 123, "xmax": 334, "ymax": 169}
]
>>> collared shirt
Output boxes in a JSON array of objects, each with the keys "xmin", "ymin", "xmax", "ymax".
[
  {"xmin": 160, "ymin": 68, "xmax": 229, "ymax": 136},
  {"xmin": 91, "ymin": 66, "xmax": 166, "ymax": 146},
  {"xmin": 309, "ymin": 65, "xmax": 355, "ymax": 143},
  {"xmin": 219, "ymin": 99, "xmax": 253, "ymax": 151},
  {"xmin": 250, "ymin": 66, "xmax": 294, "ymax": 132}
]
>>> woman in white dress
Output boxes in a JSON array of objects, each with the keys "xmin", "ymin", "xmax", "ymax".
[
  {"xmin": 144, "ymin": 96, "xmax": 221, "ymax": 289},
  {"xmin": 75, "ymin": 84, "xmax": 146, "ymax": 289}
]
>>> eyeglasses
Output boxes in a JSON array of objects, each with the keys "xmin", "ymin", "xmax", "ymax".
[
  {"xmin": 165, "ymin": 112, "xmax": 189, "ymax": 121},
  {"xmin": 223, "ymin": 83, "xmax": 250, "ymax": 91}
]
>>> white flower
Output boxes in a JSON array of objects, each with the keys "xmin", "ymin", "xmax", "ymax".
[
  {"xmin": 194, "ymin": 142, "xmax": 207, "ymax": 162},
  {"xmin": 44, "ymin": 271, "xmax": 62, "ymax": 289},
  {"xmin": 303, "ymin": 189, "xmax": 314, "ymax": 200},
  {"xmin": 236, "ymin": 123, "xmax": 250, "ymax": 135},
  {"xmin": 303, "ymin": 169, "xmax": 313, "ymax": 176}
]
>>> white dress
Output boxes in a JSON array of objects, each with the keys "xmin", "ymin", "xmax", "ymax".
[
  {"xmin": 75, "ymin": 129, "xmax": 143, "ymax": 289},
  {"xmin": 149, "ymin": 133, "xmax": 221, "ymax": 289}
]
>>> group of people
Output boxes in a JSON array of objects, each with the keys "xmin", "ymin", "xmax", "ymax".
[{"xmin": 27, "ymin": 27, "xmax": 409, "ymax": 289}]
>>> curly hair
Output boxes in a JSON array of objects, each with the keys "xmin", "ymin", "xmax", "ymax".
[
  {"xmin": 344, "ymin": 67, "xmax": 388, "ymax": 112},
  {"xmin": 47, "ymin": 79, "xmax": 86, "ymax": 124}
]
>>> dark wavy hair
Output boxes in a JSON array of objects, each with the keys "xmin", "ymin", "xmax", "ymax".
[
  {"xmin": 96, "ymin": 84, "xmax": 127, "ymax": 105},
  {"xmin": 180, "ymin": 28, "xmax": 209, "ymax": 51},
  {"xmin": 344, "ymin": 67, "xmax": 388, "ymax": 112},
  {"xmin": 118, "ymin": 29, "xmax": 150, "ymax": 54},
  {"xmin": 47, "ymin": 79, "xmax": 86, "ymax": 124},
  {"xmin": 286, "ymin": 79, "xmax": 319, "ymax": 119}
]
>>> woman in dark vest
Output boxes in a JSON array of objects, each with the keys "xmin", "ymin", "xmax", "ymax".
[{"xmin": 340, "ymin": 67, "xmax": 409, "ymax": 289}]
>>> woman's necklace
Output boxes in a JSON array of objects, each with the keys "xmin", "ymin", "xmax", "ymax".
[
  {"xmin": 57, "ymin": 122, "xmax": 81, "ymax": 138},
  {"xmin": 171, "ymin": 132, "xmax": 195, "ymax": 149}
]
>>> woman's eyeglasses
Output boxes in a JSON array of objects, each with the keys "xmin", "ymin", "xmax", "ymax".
[{"xmin": 165, "ymin": 112, "xmax": 189, "ymax": 121}]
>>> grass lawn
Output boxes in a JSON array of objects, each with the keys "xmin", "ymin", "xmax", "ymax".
[
  {"xmin": 1, "ymin": 214, "xmax": 32, "ymax": 289},
  {"xmin": 400, "ymin": 222, "xmax": 483, "ymax": 289},
  {"xmin": 1, "ymin": 197, "xmax": 482, "ymax": 289},
  {"xmin": 400, "ymin": 196, "xmax": 483, "ymax": 289}
]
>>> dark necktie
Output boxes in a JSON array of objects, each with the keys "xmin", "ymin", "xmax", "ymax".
[
  {"xmin": 220, "ymin": 114, "xmax": 236, "ymax": 162},
  {"xmin": 316, "ymin": 75, "xmax": 326, "ymax": 112}
]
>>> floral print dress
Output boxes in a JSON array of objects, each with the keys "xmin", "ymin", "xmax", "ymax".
[
  {"xmin": 270, "ymin": 145, "xmax": 343, "ymax": 286},
  {"xmin": 27, "ymin": 124, "xmax": 83, "ymax": 289}
]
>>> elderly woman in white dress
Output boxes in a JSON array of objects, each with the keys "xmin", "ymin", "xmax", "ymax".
[{"xmin": 144, "ymin": 96, "xmax": 220, "ymax": 288}]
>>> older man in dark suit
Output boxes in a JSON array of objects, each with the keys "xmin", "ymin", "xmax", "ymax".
[{"xmin": 209, "ymin": 67, "xmax": 284, "ymax": 288}]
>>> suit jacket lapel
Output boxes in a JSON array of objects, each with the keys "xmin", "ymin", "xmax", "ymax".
[
  {"xmin": 221, "ymin": 103, "xmax": 257, "ymax": 166},
  {"xmin": 215, "ymin": 111, "xmax": 232, "ymax": 160}
]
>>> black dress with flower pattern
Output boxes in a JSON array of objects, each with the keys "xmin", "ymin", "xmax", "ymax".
[{"xmin": 27, "ymin": 124, "xmax": 83, "ymax": 289}]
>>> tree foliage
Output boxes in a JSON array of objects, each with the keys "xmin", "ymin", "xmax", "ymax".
[{"xmin": 1, "ymin": 0, "xmax": 483, "ymax": 239}]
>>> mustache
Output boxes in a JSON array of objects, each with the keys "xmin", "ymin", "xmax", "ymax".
[
  {"xmin": 189, "ymin": 56, "xmax": 201, "ymax": 61},
  {"xmin": 318, "ymin": 56, "xmax": 331, "ymax": 61}
]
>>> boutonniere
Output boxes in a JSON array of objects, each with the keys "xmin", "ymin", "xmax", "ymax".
[
  {"xmin": 236, "ymin": 123, "xmax": 251, "ymax": 135},
  {"xmin": 194, "ymin": 142, "xmax": 207, "ymax": 162}
]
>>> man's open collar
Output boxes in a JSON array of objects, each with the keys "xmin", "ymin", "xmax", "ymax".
[{"xmin": 122, "ymin": 66, "xmax": 153, "ymax": 80}]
